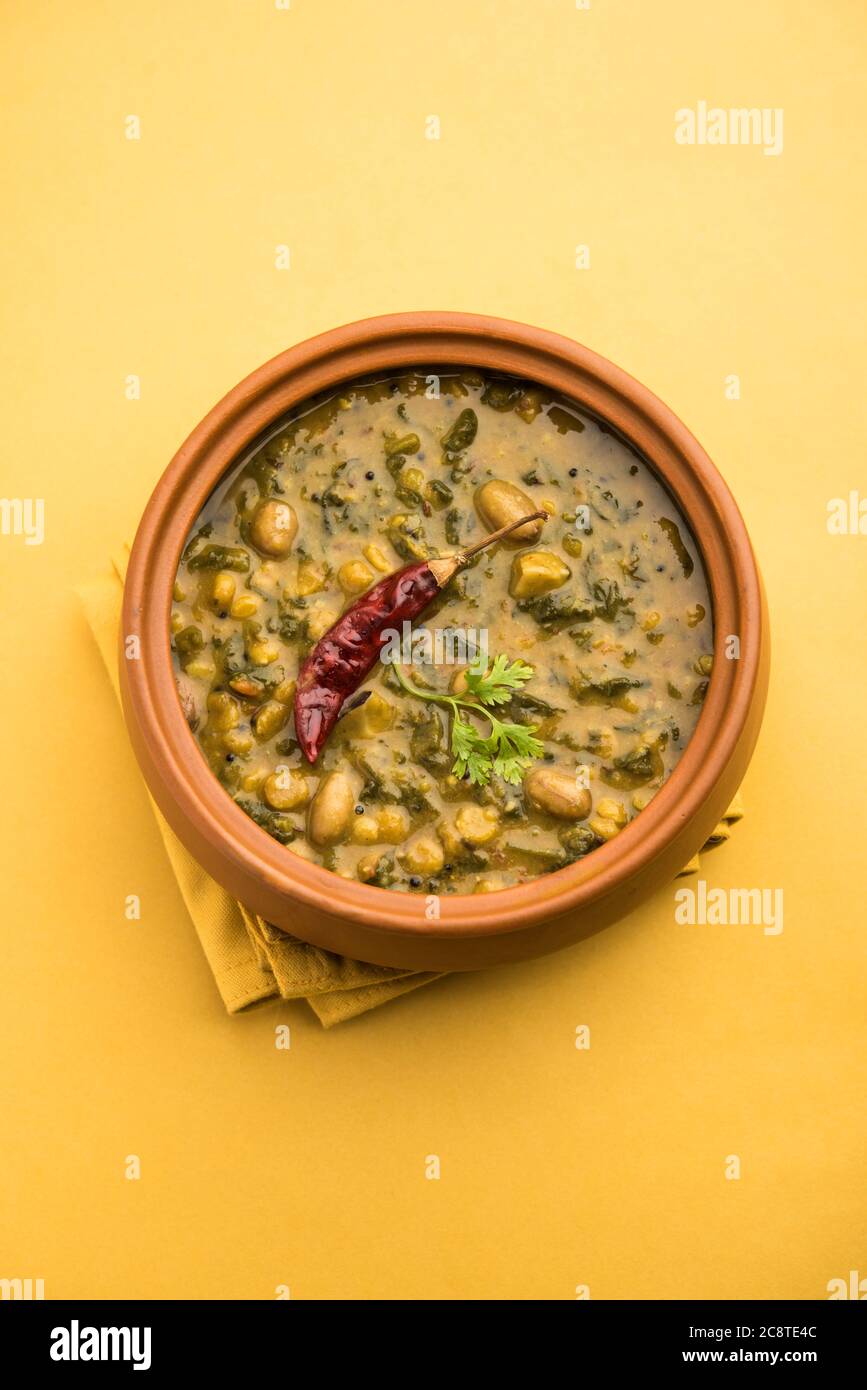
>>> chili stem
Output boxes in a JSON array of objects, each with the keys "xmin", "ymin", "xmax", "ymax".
[{"xmin": 458, "ymin": 510, "xmax": 548, "ymax": 561}]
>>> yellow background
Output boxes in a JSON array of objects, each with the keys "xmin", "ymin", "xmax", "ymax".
[{"xmin": 2, "ymin": 0, "xmax": 865, "ymax": 1300}]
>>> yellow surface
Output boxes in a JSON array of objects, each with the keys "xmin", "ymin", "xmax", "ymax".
[{"xmin": 1, "ymin": 0, "xmax": 864, "ymax": 1300}]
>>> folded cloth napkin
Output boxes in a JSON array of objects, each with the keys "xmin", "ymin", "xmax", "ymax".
[{"xmin": 77, "ymin": 549, "xmax": 744, "ymax": 1027}]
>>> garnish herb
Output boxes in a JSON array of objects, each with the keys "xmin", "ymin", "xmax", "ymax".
[{"xmin": 392, "ymin": 655, "xmax": 545, "ymax": 787}]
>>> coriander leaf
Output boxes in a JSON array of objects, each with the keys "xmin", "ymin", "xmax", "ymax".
[
  {"xmin": 493, "ymin": 756, "xmax": 529, "ymax": 785},
  {"xmin": 489, "ymin": 719, "xmax": 545, "ymax": 783},
  {"xmin": 494, "ymin": 721, "xmax": 545, "ymax": 761},
  {"xmin": 464, "ymin": 653, "xmax": 535, "ymax": 706},
  {"xmin": 451, "ymin": 715, "xmax": 481, "ymax": 761},
  {"xmin": 451, "ymin": 718, "xmax": 495, "ymax": 785},
  {"xmin": 465, "ymin": 749, "xmax": 495, "ymax": 786}
]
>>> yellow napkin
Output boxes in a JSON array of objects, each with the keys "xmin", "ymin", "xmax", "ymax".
[{"xmin": 77, "ymin": 550, "xmax": 744, "ymax": 1027}]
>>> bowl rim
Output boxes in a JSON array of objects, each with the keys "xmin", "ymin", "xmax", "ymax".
[{"xmin": 121, "ymin": 310, "xmax": 763, "ymax": 942}]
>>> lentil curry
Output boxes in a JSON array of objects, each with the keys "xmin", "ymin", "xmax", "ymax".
[{"xmin": 172, "ymin": 371, "xmax": 713, "ymax": 895}]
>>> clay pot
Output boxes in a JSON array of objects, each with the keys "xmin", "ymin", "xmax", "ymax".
[{"xmin": 120, "ymin": 313, "xmax": 769, "ymax": 970}]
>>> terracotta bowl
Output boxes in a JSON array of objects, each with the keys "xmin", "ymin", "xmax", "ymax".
[{"xmin": 120, "ymin": 312, "xmax": 769, "ymax": 971}]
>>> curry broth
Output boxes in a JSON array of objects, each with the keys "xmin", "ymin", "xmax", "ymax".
[{"xmin": 171, "ymin": 371, "xmax": 713, "ymax": 894}]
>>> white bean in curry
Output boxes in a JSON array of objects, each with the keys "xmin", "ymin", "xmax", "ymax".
[{"xmin": 171, "ymin": 371, "xmax": 713, "ymax": 895}]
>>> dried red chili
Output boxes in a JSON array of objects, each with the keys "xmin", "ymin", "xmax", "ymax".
[{"xmin": 294, "ymin": 510, "xmax": 547, "ymax": 764}]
